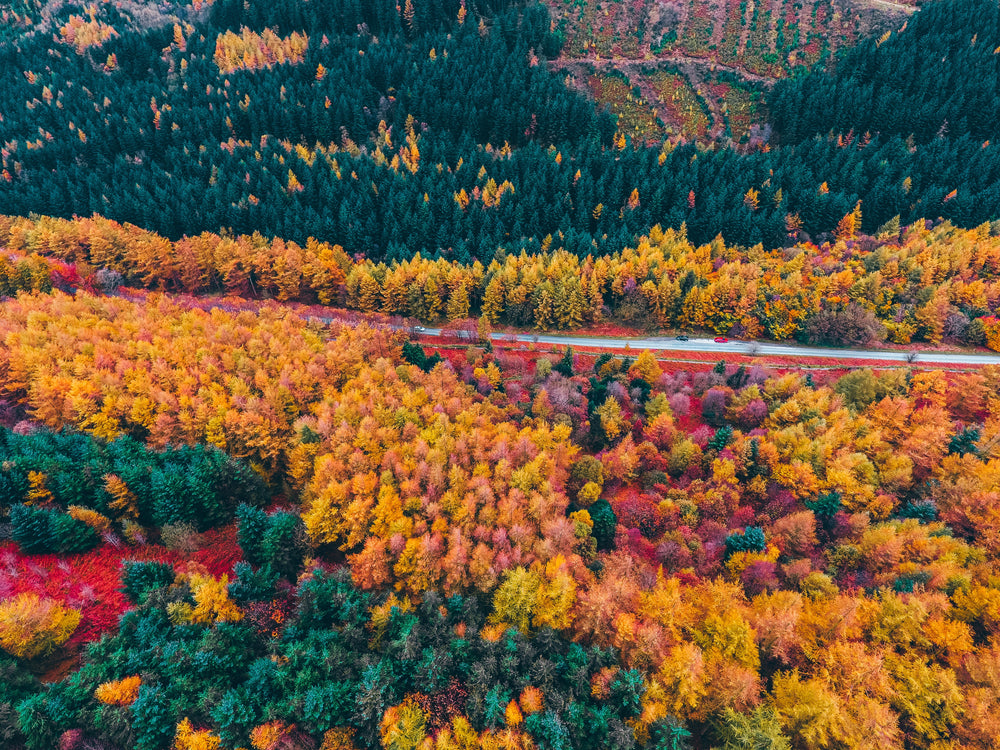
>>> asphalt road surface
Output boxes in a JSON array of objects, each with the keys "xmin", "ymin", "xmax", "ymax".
[{"xmin": 412, "ymin": 328, "xmax": 1000, "ymax": 366}]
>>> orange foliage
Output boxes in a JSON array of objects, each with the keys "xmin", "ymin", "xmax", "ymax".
[
  {"xmin": 59, "ymin": 14, "xmax": 117, "ymax": 53},
  {"xmin": 6, "ymin": 213, "xmax": 1000, "ymax": 342},
  {"xmin": 214, "ymin": 28, "xmax": 308, "ymax": 73},
  {"xmin": 301, "ymin": 358, "xmax": 582, "ymax": 595},
  {"xmin": 0, "ymin": 292, "xmax": 396, "ymax": 477},
  {"xmin": 94, "ymin": 675, "xmax": 142, "ymax": 706}
]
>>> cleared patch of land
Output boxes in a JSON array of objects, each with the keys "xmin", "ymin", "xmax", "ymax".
[{"xmin": 545, "ymin": 0, "xmax": 914, "ymax": 143}]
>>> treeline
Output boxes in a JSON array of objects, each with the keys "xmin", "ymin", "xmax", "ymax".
[
  {"xmin": 6, "ymin": 212, "xmax": 1000, "ymax": 347},
  {"xmin": 770, "ymin": 0, "xmax": 1000, "ymax": 145},
  {"xmin": 0, "ymin": 0, "xmax": 998, "ymax": 259}
]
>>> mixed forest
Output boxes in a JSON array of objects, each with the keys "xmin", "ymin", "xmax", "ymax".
[
  {"xmin": 3, "ymin": 0, "xmax": 1000, "ymax": 748},
  {"xmin": 3, "ymin": 289, "xmax": 1000, "ymax": 749},
  {"xmin": 1, "ymin": 0, "xmax": 999, "ymax": 259}
]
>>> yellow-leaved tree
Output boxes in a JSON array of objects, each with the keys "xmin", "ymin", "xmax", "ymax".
[
  {"xmin": 0, "ymin": 593, "xmax": 80, "ymax": 659},
  {"xmin": 94, "ymin": 675, "xmax": 142, "ymax": 706}
]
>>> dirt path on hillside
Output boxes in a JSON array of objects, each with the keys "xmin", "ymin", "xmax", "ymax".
[
  {"xmin": 550, "ymin": 55, "xmax": 777, "ymax": 85},
  {"xmin": 863, "ymin": 0, "xmax": 916, "ymax": 12}
]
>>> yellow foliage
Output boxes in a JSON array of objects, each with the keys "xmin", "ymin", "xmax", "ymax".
[
  {"xmin": 59, "ymin": 14, "xmax": 117, "ymax": 52},
  {"xmin": 773, "ymin": 670, "xmax": 845, "ymax": 749},
  {"xmin": 68, "ymin": 505, "xmax": 111, "ymax": 533},
  {"xmin": 655, "ymin": 642, "xmax": 707, "ymax": 717},
  {"xmin": 368, "ymin": 594, "xmax": 412, "ymax": 646},
  {"xmin": 505, "ymin": 700, "xmax": 523, "ymax": 727},
  {"xmin": 380, "ymin": 699, "xmax": 427, "ymax": 750},
  {"xmin": 628, "ymin": 350, "xmax": 661, "ymax": 386},
  {"xmin": 489, "ymin": 567, "xmax": 541, "ymax": 633},
  {"xmin": 214, "ymin": 27, "xmax": 308, "ymax": 73},
  {"xmin": 188, "ymin": 574, "xmax": 242, "ymax": 625},
  {"xmin": 532, "ymin": 555, "xmax": 577, "ymax": 631},
  {"xmin": 173, "ymin": 718, "xmax": 222, "ymax": 750},
  {"xmin": 0, "ymin": 593, "xmax": 80, "ymax": 660},
  {"xmin": 26, "ymin": 470, "xmax": 53, "ymax": 504},
  {"xmin": 596, "ymin": 396, "xmax": 625, "ymax": 441},
  {"xmin": 95, "ymin": 675, "xmax": 142, "ymax": 706},
  {"xmin": 319, "ymin": 727, "xmax": 358, "ymax": 750},
  {"xmin": 301, "ymin": 359, "xmax": 578, "ymax": 596}
]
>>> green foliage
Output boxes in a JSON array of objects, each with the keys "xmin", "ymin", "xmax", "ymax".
[
  {"xmin": 588, "ymin": 499, "xmax": 617, "ymax": 551},
  {"xmin": 236, "ymin": 504, "xmax": 308, "ymax": 580},
  {"xmin": 0, "ymin": 426, "xmax": 265, "ymax": 532},
  {"xmin": 16, "ymin": 567, "xmax": 634, "ymax": 750},
  {"xmin": 131, "ymin": 684, "xmax": 174, "ymax": 750},
  {"xmin": 210, "ymin": 689, "xmax": 257, "ymax": 747},
  {"xmin": 525, "ymin": 710, "xmax": 572, "ymax": 750},
  {"xmin": 121, "ymin": 561, "xmax": 176, "ymax": 604},
  {"xmin": 300, "ymin": 680, "xmax": 356, "ymax": 733},
  {"xmin": 0, "ymin": 655, "xmax": 40, "ymax": 707},
  {"xmin": 10, "ymin": 504, "xmax": 98, "ymax": 554},
  {"xmin": 708, "ymin": 425, "xmax": 734, "ymax": 452},
  {"xmin": 555, "ymin": 347, "xmax": 575, "ymax": 377},
  {"xmin": 609, "ymin": 668, "xmax": 645, "ymax": 717},
  {"xmin": 51, "ymin": 511, "xmax": 100, "ymax": 553},
  {"xmin": 806, "ymin": 492, "xmax": 842, "ymax": 518},
  {"xmin": 402, "ymin": 341, "xmax": 444, "ymax": 373},
  {"xmin": 14, "ymin": 694, "xmax": 58, "ymax": 750},
  {"xmin": 8, "ymin": 505, "xmax": 56, "ymax": 555},
  {"xmin": 771, "ymin": 0, "xmax": 1000, "ymax": 146},
  {"xmin": 227, "ymin": 562, "xmax": 279, "ymax": 603},
  {"xmin": 948, "ymin": 426, "xmax": 980, "ymax": 456},
  {"xmin": 725, "ymin": 527, "xmax": 766, "ymax": 557},
  {"xmin": 648, "ymin": 717, "xmax": 692, "ymax": 750},
  {"xmin": 714, "ymin": 706, "xmax": 791, "ymax": 750}
]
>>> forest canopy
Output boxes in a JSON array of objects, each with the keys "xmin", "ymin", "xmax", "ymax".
[{"xmin": 0, "ymin": 0, "xmax": 998, "ymax": 261}]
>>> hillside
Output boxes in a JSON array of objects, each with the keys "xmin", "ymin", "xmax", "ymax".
[
  {"xmin": 1, "ymin": 0, "xmax": 997, "ymax": 260},
  {"xmin": 544, "ymin": 0, "xmax": 915, "ymax": 144}
]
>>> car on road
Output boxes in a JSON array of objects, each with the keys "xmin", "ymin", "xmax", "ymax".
[
  {"xmin": 714, "ymin": 336, "xmax": 729, "ymax": 343},
  {"xmin": 414, "ymin": 325, "xmax": 426, "ymax": 332},
  {"xmin": 675, "ymin": 335, "xmax": 689, "ymax": 341}
]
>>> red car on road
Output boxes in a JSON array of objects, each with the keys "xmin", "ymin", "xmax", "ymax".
[{"xmin": 714, "ymin": 336, "xmax": 729, "ymax": 343}]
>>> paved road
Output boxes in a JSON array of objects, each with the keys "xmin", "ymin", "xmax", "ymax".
[{"xmin": 411, "ymin": 328, "xmax": 1000, "ymax": 366}]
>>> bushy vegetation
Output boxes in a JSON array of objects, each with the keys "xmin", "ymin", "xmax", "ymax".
[
  {"xmin": 0, "ymin": 292, "xmax": 998, "ymax": 748},
  {"xmin": 0, "ymin": 426, "xmax": 268, "ymax": 539}
]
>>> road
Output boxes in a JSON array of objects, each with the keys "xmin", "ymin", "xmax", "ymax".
[{"xmin": 411, "ymin": 328, "xmax": 1000, "ymax": 366}]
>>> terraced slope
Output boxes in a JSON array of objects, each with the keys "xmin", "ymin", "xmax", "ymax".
[{"xmin": 546, "ymin": 0, "xmax": 915, "ymax": 144}]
